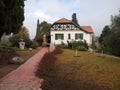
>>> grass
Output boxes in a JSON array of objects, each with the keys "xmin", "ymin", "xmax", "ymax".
[{"xmin": 36, "ymin": 48, "xmax": 120, "ymax": 90}]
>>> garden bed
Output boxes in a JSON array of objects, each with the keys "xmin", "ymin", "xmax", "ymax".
[{"xmin": 0, "ymin": 47, "xmax": 41, "ymax": 78}]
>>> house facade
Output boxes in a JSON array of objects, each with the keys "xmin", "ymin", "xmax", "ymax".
[{"xmin": 50, "ymin": 18, "xmax": 93, "ymax": 45}]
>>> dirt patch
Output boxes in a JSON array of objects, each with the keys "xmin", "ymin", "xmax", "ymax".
[
  {"xmin": 0, "ymin": 47, "xmax": 18, "ymax": 65},
  {"xmin": 0, "ymin": 47, "xmax": 41, "ymax": 78},
  {"xmin": 0, "ymin": 64, "xmax": 19, "ymax": 78}
]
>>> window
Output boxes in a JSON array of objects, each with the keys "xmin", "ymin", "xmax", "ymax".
[
  {"xmin": 55, "ymin": 34, "xmax": 64, "ymax": 40},
  {"xmin": 68, "ymin": 34, "xmax": 71, "ymax": 39},
  {"xmin": 75, "ymin": 33, "xmax": 83, "ymax": 40}
]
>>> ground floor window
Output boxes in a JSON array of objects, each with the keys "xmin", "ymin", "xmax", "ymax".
[
  {"xmin": 75, "ymin": 33, "xmax": 83, "ymax": 40},
  {"xmin": 68, "ymin": 33, "xmax": 71, "ymax": 39},
  {"xmin": 55, "ymin": 34, "xmax": 64, "ymax": 40}
]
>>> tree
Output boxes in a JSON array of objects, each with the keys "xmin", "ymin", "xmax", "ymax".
[
  {"xmin": 111, "ymin": 13, "xmax": 120, "ymax": 33},
  {"xmin": 109, "ymin": 12, "xmax": 120, "ymax": 56},
  {"xmin": 17, "ymin": 26, "xmax": 30, "ymax": 38},
  {"xmin": 36, "ymin": 19, "xmax": 40, "ymax": 37},
  {"xmin": 39, "ymin": 21, "xmax": 51, "ymax": 35},
  {"xmin": 0, "ymin": 0, "xmax": 5, "ymax": 38},
  {"xmin": 0, "ymin": 0, "xmax": 25, "ymax": 38},
  {"xmin": 99, "ymin": 11, "xmax": 120, "ymax": 56},
  {"xmin": 72, "ymin": 13, "xmax": 79, "ymax": 26},
  {"xmin": 10, "ymin": 34, "xmax": 32, "ymax": 48},
  {"xmin": 99, "ymin": 25, "xmax": 111, "ymax": 44},
  {"xmin": 34, "ymin": 20, "xmax": 51, "ymax": 45}
]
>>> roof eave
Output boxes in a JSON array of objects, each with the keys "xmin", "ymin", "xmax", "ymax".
[{"xmin": 51, "ymin": 22, "xmax": 94, "ymax": 33}]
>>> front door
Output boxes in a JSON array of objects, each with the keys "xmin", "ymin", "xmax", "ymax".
[{"xmin": 47, "ymin": 35, "xmax": 51, "ymax": 47}]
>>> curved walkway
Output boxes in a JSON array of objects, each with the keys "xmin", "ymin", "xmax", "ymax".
[{"xmin": 0, "ymin": 48, "xmax": 49, "ymax": 90}]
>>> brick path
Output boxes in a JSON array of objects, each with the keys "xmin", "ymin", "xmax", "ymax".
[{"xmin": 0, "ymin": 48, "xmax": 49, "ymax": 90}]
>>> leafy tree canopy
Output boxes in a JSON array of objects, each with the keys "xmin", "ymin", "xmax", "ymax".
[
  {"xmin": 17, "ymin": 26, "xmax": 30, "ymax": 38},
  {"xmin": 99, "ymin": 25, "xmax": 111, "ymax": 44},
  {"xmin": 99, "ymin": 10, "xmax": 120, "ymax": 56},
  {"xmin": 34, "ymin": 20, "xmax": 51, "ymax": 40}
]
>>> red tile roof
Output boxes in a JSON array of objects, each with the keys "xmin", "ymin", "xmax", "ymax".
[
  {"xmin": 81, "ymin": 26, "xmax": 93, "ymax": 33},
  {"xmin": 54, "ymin": 18, "xmax": 93, "ymax": 33},
  {"xmin": 55, "ymin": 18, "xmax": 72, "ymax": 23}
]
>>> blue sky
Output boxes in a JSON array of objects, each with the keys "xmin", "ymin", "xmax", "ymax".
[{"xmin": 23, "ymin": 0, "xmax": 120, "ymax": 39}]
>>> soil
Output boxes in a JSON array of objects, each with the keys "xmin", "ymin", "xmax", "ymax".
[{"xmin": 0, "ymin": 47, "xmax": 41, "ymax": 78}]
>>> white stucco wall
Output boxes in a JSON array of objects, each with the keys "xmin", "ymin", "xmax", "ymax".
[{"xmin": 51, "ymin": 30, "xmax": 93, "ymax": 45}]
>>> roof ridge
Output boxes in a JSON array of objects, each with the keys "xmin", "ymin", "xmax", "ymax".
[
  {"xmin": 53, "ymin": 18, "xmax": 93, "ymax": 33},
  {"xmin": 81, "ymin": 25, "xmax": 91, "ymax": 27},
  {"xmin": 55, "ymin": 18, "xmax": 72, "ymax": 23}
]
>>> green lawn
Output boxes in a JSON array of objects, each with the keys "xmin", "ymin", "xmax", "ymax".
[{"xmin": 37, "ymin": 49, "xmax": 120, "ymax": 90}]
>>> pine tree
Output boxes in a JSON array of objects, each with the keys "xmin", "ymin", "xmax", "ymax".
[
  {"xmin": 34, "ymin": 19, "xmax": 41, "ymax": 40},
  {"xmin": 99, "ymin": 25, "xmax": 111, "ymax": 44},
  {"xmin": 36, "ymin": 19, "xmax": 40, "ymax": 37},
  {"xmin": 0, "ymin": 0, "xmax": 25, "ymax": 38},
  {"xmin": 0, "ymin": 0, "xmax": 5, "ymax": 37},
  {"xmin": 72, "ymin": 13, "xmax": 79, "ymax": 26}
]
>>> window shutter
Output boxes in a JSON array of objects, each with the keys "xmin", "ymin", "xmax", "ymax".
[
  {"xmin": 75, "ymin": 34, "xmax": 77, "ymax": 40},
  {"xmin": 80, "ymin": 34, "xmax": 83, "ymax": 40},
  {"xmin": 55, "ymin": 34, "xmax": 58, "ymax": 40}
]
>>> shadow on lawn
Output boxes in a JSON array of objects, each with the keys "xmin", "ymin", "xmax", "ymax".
[{"xmin": 36, "ymin": 48, "xmax": 110, "ymax": 90}]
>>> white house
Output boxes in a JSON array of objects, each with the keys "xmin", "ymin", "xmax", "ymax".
[{"xmin": 50, "ymin": 18, "xmax": 93, "ymax": 45}]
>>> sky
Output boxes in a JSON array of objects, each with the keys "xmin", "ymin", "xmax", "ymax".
[{"xmin": 23, "ymin": 0, "xmax": 120, "ymax": 39}]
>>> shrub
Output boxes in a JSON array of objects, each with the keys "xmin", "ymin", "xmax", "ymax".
[
  {"xmin": 67, "ymin": 41, "xmax": 72, "ymax": 49},
  {"xmin": 0, "ymin": 42, "xmax": 13, "ymax": 47},
  {"xmin": 10, "ymin": 35, "xmax": 32, "ymax": 48},
  {"xmin": 89, "ymin": 43, "xmax": 97, "ymax": 50},
  {"xmin": 36, "ymin": 48, "xmax": 63, "ymax": 78},
  {"xmin": 36, "ymin": 48, "xmax": 63, "ymax": 89},
  {"xmin": 67, "ymin": 40, "xmax": 88, "ymax": 51},
  {"xmin": 36, "ymin": 39, "xmax": 43, "ymax": 46},
  {"xmin": 56, "ymin": 41, "xmax": 67, "ymax": 48},
  {"xmin": 77, "ymin": 46, "xmax": 87, "ymax": 51},
  {"xmin": 30, "ymin": 41, "xmax": 39, "ymax": 49}
]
